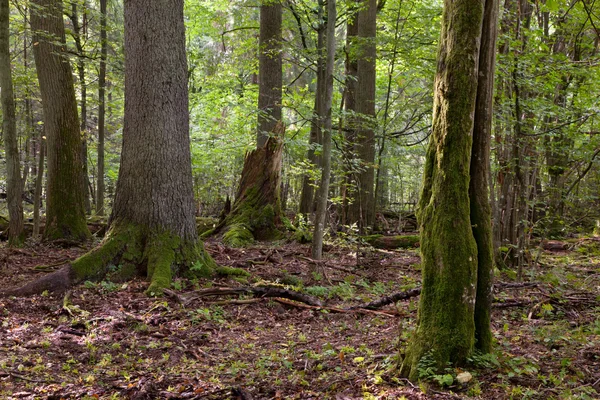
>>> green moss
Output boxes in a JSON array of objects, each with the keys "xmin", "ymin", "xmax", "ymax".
[
  {"xmin": 215, "ymin": 266, "xmax": 251, "ymax": 277},
  {"xmin": 223, "ymin": 223, "xmax": 254, "ymax": 247},
  {"xmin": 363, "ymin": 234, "xmax": 420, "ymax": 249},
  {"xmin": 196, "ymin": 217, "xmax": 218, "ymax": 236}
]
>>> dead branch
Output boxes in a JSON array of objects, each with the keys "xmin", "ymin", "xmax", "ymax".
[
  {"xmin": 272, "ymin": 297, "xmax": 397, "ymax": 317},
  {"xmin": 347, "ymin": 288, "xmax": 422, "ymax": 310}
]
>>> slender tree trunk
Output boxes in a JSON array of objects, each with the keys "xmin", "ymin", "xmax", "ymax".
[
  {"xmin": 70, "ymin": 2, "xmax": 92, "ymax": 215},
  {"xmin": 471, "ymin": 0, "xmax": 499, "ymax": 354},
  {"xmin": 97, "ymin": 0, "xmax": 107, "ymax": 216},
  {"xmin": 33, "ymin": 134, "xmax": 45, "ymax": 238},
  {"xmin": 311, "ymin": 0, "xmax": 336, "ymax": 259},
  {"xmin": 257, "ymin": 0, "xmax": 282, "ymax": 147},
  {"xmin": 299, "ymin": 8, "xmax": 326, "ymax": 216},
  {"xmin": 30, "ymin": 0, "xmax": 90, "ymax": 242},
  {"xmin": 341, "ymin": 11, "xmax": 358, "ymax": 226},
  {"xmin": 0, "ymin": 0, "xmax": 24, "ymax": 245},
  {"xmin": 400, "ymin": 0, "xmax": 484, "ymax": 379}
]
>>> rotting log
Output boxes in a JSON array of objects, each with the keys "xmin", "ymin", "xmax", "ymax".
[{"xmin": 363, "ymin": 234, "xmax": 420, "ymax": 249}]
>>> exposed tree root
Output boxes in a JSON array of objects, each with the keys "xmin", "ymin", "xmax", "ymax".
[{"xmin": 1, "ymin": 224, "xmax": 216, "ymax": 298}]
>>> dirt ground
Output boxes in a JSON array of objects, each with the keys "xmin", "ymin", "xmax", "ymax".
[{"xmin": 1, "ymin": 235, "xmax": 599, "ymax": 399}]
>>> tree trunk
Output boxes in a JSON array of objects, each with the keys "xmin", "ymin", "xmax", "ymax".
[
  {"xmin": 0, "ymin": 0, "xmax": 24, "ymax": 245},
  {"xmin": 348, "ymin": 0, "xmax": 377, "ymax": 232},
  {"xmin": 96, "ymin": 0, "xmax": 107, "ymax": 216},
  {"xmin": 400, "ymin": 0, "xmax": 484, "ymax": 379},
  {"xmin": 2, "ymin": 0, "xmax": 215, "ymax": 298},
  {"xmin": 299, "ymin": 9, "xmax": 326, "ymax": 216},
  {"xmin": 70, "ymin": 2, "xmax": 92, "ymax": 215},
  {"xmin": 257, "ymin": 1, "xmax": 282, "ymax": 147},
  {"xmin": 311, "ymin": 0, "xmax": 337, "ymax": 260},
  {"xmin": 33, "ymin": 134, "xmax": 45, "ymax": 238},
  {"xmin": 30, "ymin": 0, "xmax": 90, "ymax": 242},
  {"xmin": 470, "ymin": 0, "xmax": 499, "ymax": 354},
  {"xmin": 215, "ymin": 123, "xmax": 285, "ymax": 247},
  {"xmin": 340, "ymin": 12, "xmax": 359, "ymax": 226}
]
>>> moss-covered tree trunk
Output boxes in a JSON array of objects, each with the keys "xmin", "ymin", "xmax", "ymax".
[
  {"xmin": 0, "ymin": 0, "xmax": 24, "ymax": 246},
  {"xmin": 215, "ymin": 123, "xmax": 284, "ymax": 247},
  {"xmin": 400, "ymin": 0, "xmax": 484, "ymax": 380},
  {"xmin": 30, "ymin": 0, "xmax": 90, "ymax": 242},
  {"xmin": 471, "ymin": 0, "xmax": 498, "ymax": 354},
  {"xmin": 3, "ymin": 0, "xmax": 214, "ymax": 297}
]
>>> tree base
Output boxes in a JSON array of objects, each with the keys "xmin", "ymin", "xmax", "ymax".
[{"xmin": 1, "ymin": 223, "xmax": 216, "ymax": 297}]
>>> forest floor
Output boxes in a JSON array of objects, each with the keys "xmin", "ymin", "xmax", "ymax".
[{"xmin": 0, "ymin": 233, "xmax": 599, "ymax": 399}]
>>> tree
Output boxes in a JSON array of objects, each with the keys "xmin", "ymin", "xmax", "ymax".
[
  {"xmin": 347, "ymin": 0, "xmax": 377, "ymax": 232},
  {"xmin": 257, "ymin": 0, "xmax": 283, "ymax": 146},
  {"xmin": 30, "ymin": 0, "xmax": 90, "ymax": 242},
  {"xmin": 213, "ymin": 0, "xmax": 284, "ymax": 247},
  {"xmin": 400, "ymin": 0, "xmax": 497, "ymax": 378},
  {"xmin": 0, "ymin": 0, "xmax": 24, "ymax": 245},
  {"xmin": 97, "ymin": 0, "xmax": 107, "ymax": 216},
  {"xmin": 311, "ymin": 0, "xmax": 336, "ymax": 259},
  {"xmin": 7, "ymin": 0, "xmax": 215, "ymax": 296}
]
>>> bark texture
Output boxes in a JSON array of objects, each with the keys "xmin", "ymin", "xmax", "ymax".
[
  {"xmin": 400, "ymin": 0, "xmax": 484, "ymax": 379},
  {"xmin": 311, "ymin": 0, "xmax": 336, "ymax": 260},
  {"xmin": 348, "ymin": 0, "xmax": 377, "ymax": 231},
  {"xmin": 471, "ymin": 0, "xmax": 498, "ymax": 354},
  {"xmin": 4, "ymin": 0, "xmax": 215, "ymax": 297},
  {"xmin": 96, "ymin": 0, "xmax": 107, "ymax": 216},
  {"xmin": 257, "ymin": 1, "xmax": 282, "ymax": 147},
  {"xmin": 0, "ymin": 0, "xmax": 24, "ymax": 245},
  {"xmin": 30, "ymin": 0, "xmax": 90, "ymax": 242},
  {"xmin": 216, "ymin": 123, "xmax": 285, "ymax": 247}
]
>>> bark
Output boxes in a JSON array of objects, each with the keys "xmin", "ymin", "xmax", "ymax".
[
  {"xmin": 96, "ymin": 0, "xmax": 107, "ymax": 216},
  {"xmin": 0, "ymin": 0, "xmax": 24, "ymax": 245},
  {"xmin": 30, "ymin": 0, "xmax": 90, "ymax": 242},
  {"xmin": 470, "ymin": 0, "xmax": 499, "ymax": 354},
  {"xmin": 311, "ymin": 0, "xmax": 336, "ymax": 260},
  {"xmin": 70, "ymin": 2, "xmax": 92, "ymax": 215},
  {"xmin": 33, "ymin": 134, "xmax": 45, "ymax": 238},
  {"xmin": 299, "ymin": 8, "xmax": 326, "ymax": 216},
  {"xmin": 348, "ymin": 0, "xmax": 377, "ymax": 232},
  {"xmin": 400, "ymin": 0, "xmax": 484, "ymax": 379},
  {"xmin": 257, "ymin": 1, "xmax": 282, "ymax": 147},
  {"xmin": 215, "ymin": 123, "xmax": 285, "ymax": 247},
  {"xmin": 341, "ymin": 10, "xmax": 358, "ymax": 225},
  {"xmin": 5, "ymin": 0, "xmax": 215, "ymax": 297}
]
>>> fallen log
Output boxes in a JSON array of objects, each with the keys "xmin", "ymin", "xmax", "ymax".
[{"xmin": 362, "ymin": 234, "xmax": 420, "ymax": 249}]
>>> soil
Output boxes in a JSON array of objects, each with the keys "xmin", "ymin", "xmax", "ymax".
[{"xmin": 1, "ymin": 236, "xmax": 599, "ymax": 399}]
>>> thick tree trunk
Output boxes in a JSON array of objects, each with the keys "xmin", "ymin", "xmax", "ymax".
[
  {"xmin": 470, "ymin": 0, "xmax": 498, "ymax": 354},
  {"xmin": 216, "ymin": 123, "xmax": 285, "ymax": 247},
  {"xmin": 3, "ymin": 0, "xmax": 215, "ymax": 297},
  {"xmin": 30, "ymin": 0, "xmax": 90, "ymax": 242},
  {"xmin": 400, "ymin": 0, "xmax": 484, "ymax": 379},
  {"xmin": 348, "ymin": 0, "xmax": 377, "ymax": 232},
  {"xmin": 96, "ymin": 0, "xmax": 107, "ymax": 216},
  {"xmin": 311, "ymin": 0, "xmax": 336, "ymax": 260},
  {"xmin": 257, "ymin": 1, "xmax": 282, "ymax": 147},
  {"xmin": 0, "ymin": 0, "xmax": 24, "ymax": 245}
]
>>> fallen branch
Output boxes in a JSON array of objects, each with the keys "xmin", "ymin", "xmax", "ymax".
[
  {"xmin": 495, "ymin": 282, "xmax": 540, "ymax": 290},
  {"xmin": 347, "ymin": 288, "xmax": 422, "ymax": 310},
  {"xmin": 165, "ymin": 286, "xmax": 324, "ymax": 307},
  {"xmin": 272, "ymin": 297, "xmax": 397, "ymax": 317}
]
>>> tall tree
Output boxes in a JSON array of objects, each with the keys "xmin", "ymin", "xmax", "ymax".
[
  {"xmin": 213, "ymin": 0, "xmax": 284, "ymax": 247},
  {"xmin": 347, "ymin": 0, "xmax": 377, "ymax": 232},
  {"xmin": 0, "ymin": 0, "xmax": 24, "ymax": 245},
  {"xmin": 257, "ymin": 0, "xmax": 283, "ymax": 146},
  {"xmin": 6, "ymin": 0, "xmax": 215, "ymax": 296},
  {"xmin": 311, "ymin": 0, "xmax": 337, "ymax": 259},
  {"xmin": 30, "ymin": 0, "xmax": 90, "ymax": 241},
  {"xmin": 96, "ymin": 0, "xmax": 107, "ymax": 216},
  {"xmin": 400, "ymin": 0, "xmax": 494, "ymax": 378}
]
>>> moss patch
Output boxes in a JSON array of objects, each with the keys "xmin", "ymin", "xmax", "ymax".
[{"xmin": 363, "ymin": 234, "xmax": 420, "ymax": 249}]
